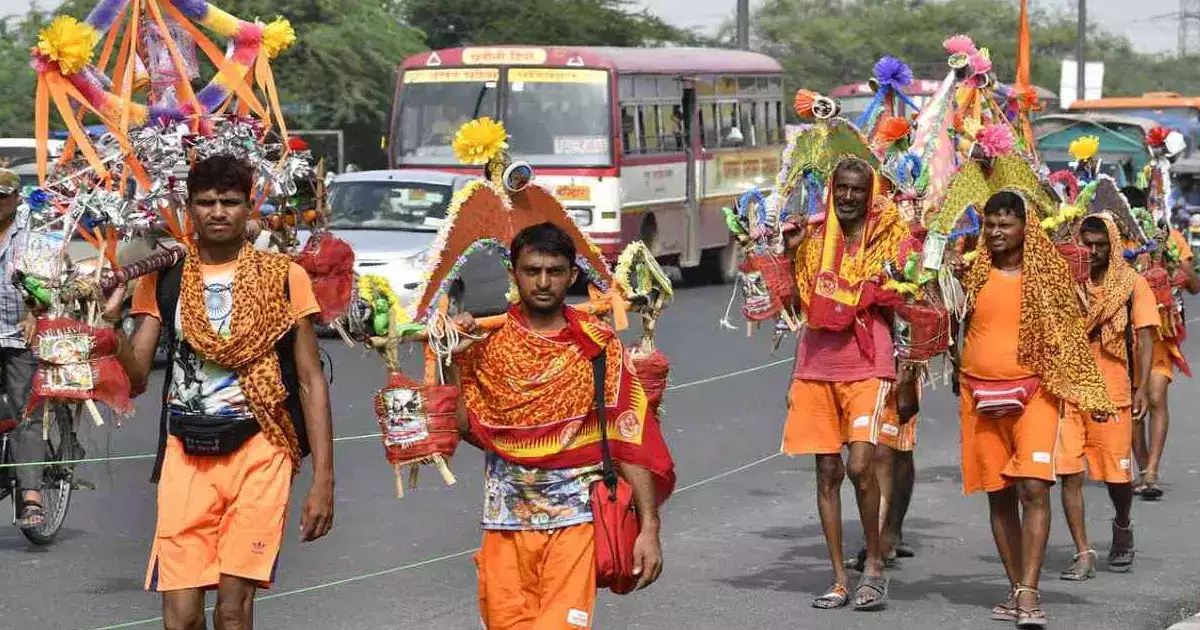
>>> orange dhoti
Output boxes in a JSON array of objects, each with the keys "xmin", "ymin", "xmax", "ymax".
[
  {"xmin": 476, "ymin": 523, "xmax": 597, "ymax": 630},
  {"xmin": 959, "ymin": 384, "xmax": 1062, "ymax": 494}
]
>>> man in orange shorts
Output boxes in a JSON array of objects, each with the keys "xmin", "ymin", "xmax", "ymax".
[
  {"xmin": 956, "ymin": 191, "xmax": 1113, "ymax": 628},
  {"xmin": 108, "ymin": 155, "xmax": 335, "ymax": 629},
  {"xmin": 1134, "ymin": 220, "xmax": 1199, "ymax": 499},
  {"xmin": 782, "ymin": 158, "xmax": 910, "ymax": 611},
  {"xmin": 1056, "ymin": 214, "xmax": 1157, "ymax": 580},
  {"xmin": 451, "ymin": 223, "xmax": 675, "ymax": 629}
]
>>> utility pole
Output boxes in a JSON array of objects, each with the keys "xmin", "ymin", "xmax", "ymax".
[
  {"xmin": 1076, "ymin": 0, "xmax": 1086, "ymax": 104},
  {"xmin": 737, "ymin": 0, "xmax": 750, "ymax": 50}
]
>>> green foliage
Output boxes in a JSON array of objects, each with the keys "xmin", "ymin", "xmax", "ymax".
[
  {"xmin": 0, "ymin": 11, "xmax": 49, "ymax": 138},
  {"xmin": 753, "ymin": 0, "xmax": 1200, "ymax": 110},
  {"xmin": 402, "ymin": 0, "xmax": 688, "ymax": 50}
]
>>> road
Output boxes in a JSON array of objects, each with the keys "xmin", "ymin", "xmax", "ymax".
[{"xmin": 3, "ymin": 283, "xmax": 1200, "ymax": 629}]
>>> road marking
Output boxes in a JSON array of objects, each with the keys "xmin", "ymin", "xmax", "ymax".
[
  {"xmin": 81, "ymin": 449, "xmax": 787, "ymax": 630},
  {"xmin": 6, "ymin": 358, "xmax": 792, "ymax": 467}
]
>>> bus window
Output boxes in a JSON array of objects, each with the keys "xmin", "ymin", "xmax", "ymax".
[
  {"xmin": 670, "ymin": 105, "xmax": 686, "ymax": 151},
  {"xmin": 700, "ymin": 103, "xmax": 717, "ymax": 148},
  {"xmin": 742, "ymin": 102, "xmax": 758, "ymax": 147},
  {"xmin": 718, "ymin": 102, "xmax": 743, "ymax": 147},
  {"xmin": 622, "ymin": 106, "xmax": 639, "ymax": 154},
  {"xmin": 772, "ymin": 101, "xmax": 783, "ymax": 143},
  {"xmin": 643, "ymin": 105, "xmax": 662, "ymax": 153},
  {"xmin": 396, "ymin": 69, "xmax": 499, "ymax": 163},
  {"xmin": 505, "ymin": 68, "xmax": 612, "ymax": 166}
]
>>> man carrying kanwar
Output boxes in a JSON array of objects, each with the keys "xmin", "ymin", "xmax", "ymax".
[
  {"xmin": 1055, "ymin": 213, "xmax": 1156, "ymax": 581},
  {"xmin": 781, "ymin": 155, "xmax": 910, "ymax": 612},
  {"xmin": 1119, "ymin": 186, "xmax": 1200, "ymax": 500},
  {"xmin": 956, "ymin": 188, "xmax": 1114, "ymax": 629},
  {"xmin": 106, "ymin": 155, "xmax": 335, "ymax": 629},
  {"xmin": 449, "ymin": 222, "xmax": 675, "ymax": 629}
]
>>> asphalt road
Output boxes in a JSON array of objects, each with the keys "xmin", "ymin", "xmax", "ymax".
[{"xmin": 4, "ymin": 284, "xmax": 1200, "ymax": 629}]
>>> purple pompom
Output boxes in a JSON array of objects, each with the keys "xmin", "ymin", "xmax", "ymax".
[
  {"xmin": 873, "ymin": 55, "xmax": 913, "ymax": 91},
  {"xmin": 85, "ymin": 0, "xmax": 128, "ymax": 31},
  {"xmin": 173, "ymin": 0, "xmax": 210, "ymax": 19}
]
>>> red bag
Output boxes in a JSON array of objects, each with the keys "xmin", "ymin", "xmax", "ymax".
[
  {"xmin": 588, "ymin": 351, "xmax": 640, "ymax": 594},
  {"xmin": 738, "ymin": 252, "xmax": 796, "ymax": 322},
  {"xmin": 375, "ymin": 371, "xmax": 460, "ymax": 468},
  {"xmin": 294, "ymin": 233, "xmax": 356, "ymax": 324},
  {"xmin": 1142, "ymin": 265, "xmax": 1173, "ymax": 308},
  {"xmin": 895, "ymin": 301, "xmax": 951, "ymax": 362},
  {"xmin": 631, "ymin": 349, "xmax": 670, "ymax": 423},
  {"xmin": 962, "ymin": 375, "xmax": 1042, "ymax": 418},
  {"xmin": 1055, "ymin": 242, "xmax": 1091, "ymax": 284}
]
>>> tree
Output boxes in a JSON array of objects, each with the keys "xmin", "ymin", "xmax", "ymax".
[
  {"xmin": 752, "ymin": 0, "xmax": 1200, "ymax": 114},
  {"xmin": 0, "ymin": 11, "xmax": 49, "ymax": 138},
  {"xmin": 403, "ymin": 0, "xmax": 688, "ymax": 49}
]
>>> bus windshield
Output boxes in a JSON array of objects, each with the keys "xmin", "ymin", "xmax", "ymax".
[
  {"xmin": 396, "ymin": 69, "xmax": 500, "ymax": 163},
  {"xmin": 504, "ymin": 68, "xmax": 611, "ymax": 166},
  {"xmin": 395, "ymin": 67, "xmax": 611, "ymax": 167}
]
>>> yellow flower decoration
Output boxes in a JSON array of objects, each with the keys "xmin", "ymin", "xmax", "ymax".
[
  {"xmin": 37, "ymin": 16, "xmax": 100, "ymax": 76},
  {"xmin": 1041, "ymin": 203, "xmax": 1084, "ymax": 231},
  {"xmin": 1069, "ymin": 136, "xmax": 1100, "ymax": 162},
  {"xmin": 453, "ymin": 117, "xmax": 509, "ymax": 166},
  {"xmin": 261, "ymin": 17, "xmax": 296, "ymax": 59}
]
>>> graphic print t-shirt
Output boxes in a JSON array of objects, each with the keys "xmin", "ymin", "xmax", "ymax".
[{"xmin": 131, "ymin": 261, "xmax": 320, "ymax": 417}]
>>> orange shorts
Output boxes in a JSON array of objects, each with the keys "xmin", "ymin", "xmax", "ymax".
[
  {"xmin": 959, "ymin": 382, "xmax": 1062, "ymax": 494},
  {"xmin": 145, "ymin": 433, "xmax": 293, "ymax": 592},
  {"xmin": 781, "ymin": 378, "xmax": 891, "ymax": 455},
  {"xmin": 1057, "ymin": 407, "xmax": 1134, "ymax": 483},
  {"xmin": 1136, "ymin": 340, "xmax": 1175, "ymax": 384},
  {"xmin": 476, "ymin": 523, "xmax": 597, "ymax": 630},
  {"xmin": 878, "ymin": 387, "xmax": 920, "ymax": 452}
]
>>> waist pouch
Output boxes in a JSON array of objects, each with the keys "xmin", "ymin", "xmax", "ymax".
[
  {"xmin": 962, "ymin": 375, "xmax": 1042, "ymax": 419},
  {"xmin": 168, "ymin": 412, "xmax": 260, "ymax": 456}
]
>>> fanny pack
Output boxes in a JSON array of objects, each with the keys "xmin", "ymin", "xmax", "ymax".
[
  {"xmin": 962, "ymin": 375, "xmax": 1042, "ymax": 419},
  {"xmin": 168, "ymin": 411, "xmax": 260, "ymax": 456}
]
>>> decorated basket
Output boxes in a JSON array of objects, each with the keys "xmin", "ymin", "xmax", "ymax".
[
  {"xmin": 894, "ymin": 300, "xmax": 951, "ymax": 363},
  {"xmin": 374, "ymin": 371, "xmax": 460, "ymax": 497}
]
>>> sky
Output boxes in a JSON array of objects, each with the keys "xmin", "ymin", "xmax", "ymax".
[{"xmin": 0, "ymin": 0, "xmax": 1184, "ymax": 54}]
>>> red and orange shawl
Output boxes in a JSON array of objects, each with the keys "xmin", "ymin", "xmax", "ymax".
[{"xmin": 457, "ymin": 305, "xmax": 676, "ymax": 503}]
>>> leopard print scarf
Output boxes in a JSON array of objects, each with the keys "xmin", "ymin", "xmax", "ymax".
[
  {"xmin": 963, "ymin": 199, "xmax": 1116, "ymax": 414},
  {"xmin": 1078, "ymin": 214, "xmax": 1138, "ymax": 364},
  {"xmin": 180, "ymin": 241, "xmax": 300, "ymax": 464}
]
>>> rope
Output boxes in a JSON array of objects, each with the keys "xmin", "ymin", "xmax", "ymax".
[
  {"xmin": 424, "ymin": 310, "xmax": 484, "ymax": 382},
  {"xmin": 718, "ymin": 281, "xmax": 740, "ymax": 331}
]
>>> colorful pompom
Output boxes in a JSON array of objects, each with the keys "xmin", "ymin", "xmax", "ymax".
[
  {"xmin": 452, "ymin": 117, "xmax": 509, "ymax": 166},
  {"xmin": 36, "ymin": 16, "xmax": 100, "ymax": 75}
]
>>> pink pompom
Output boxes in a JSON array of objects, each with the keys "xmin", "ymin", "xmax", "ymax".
[
  {"xmin": 976, "ymin": 124, "xmax": 1014, "ymax": 159},
  {"xmin": 969, "ymin": 52, "xmax": 992, "ymax": 75},
  {"xmin": 943, "ymin": 35, "xmax": 977, "ymax": 55}
]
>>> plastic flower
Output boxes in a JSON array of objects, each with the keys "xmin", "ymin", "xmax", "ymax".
[
  {"xmin": 873, "ymin": 55, "xmax": 913, "ymax": 91},
  {"xmin": 26, "ymin": 188, "xmax": 49, "ymax": 210},
  {"xmin": 261, "ymin": 17, "xmax": 296, "ymax": 59},
  {"xmin": 793, "ymin": 89, "xmax": 819, "ymax": 118},
  {"xmin": 453, "ymin": 117, "xmax": 509, "ymax": 166},
  {"xmin": 969, "ymin": 50, "xmax": 992, "ymax": 76},
  {"xmin": 976, "ymin": 123, "xmax": 1014, "ymax": 158},
  {"xmin": 1069, "ymin": 136, "xmax": 1100, "ymax": 161},
  {"xmin": 873, "ymin": 115, "xmax": 911, "ymax": 146},
  {"xmin": 36, "ymin": 16, "xmax": 100, "ymax": 75},
  {"xmin": 943, "ymin": 34, "xmax": 977, "ymax": 55},
  {"xmin": 1147, "ymin": 126, "xmax": 1171, "ymax": 148}
]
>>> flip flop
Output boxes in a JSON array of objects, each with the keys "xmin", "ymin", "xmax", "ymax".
[
  {"xmin": 1014, "ymin": 586, "xmax": 1048, "ymax": 629},
  {"xmin": 844, "ymin": 547, "xmax": 896, "ymax": 571},
  {"xmin": 1109, "ymin": 520, "xmax": 1135, "ymax": 573},
  {"xmin": 852, "ymin": 574, "xmax": 889, "ymax": 611},
  {"xmin": 894, "ymin": 541, "xmax": 915, "ymax": 558},
  {"xmin": 1141, "ymin": 470, "xmax": 1164, "ymax": 500},
  {"xmin": 990, "ymin": 589, "xmax": 1018, "ymax": 621},
  {"xmin": 812, "ymin": 583, "xmax": 848, "ymax": 609}
]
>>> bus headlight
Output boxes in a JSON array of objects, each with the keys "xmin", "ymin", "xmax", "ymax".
[{"xmin": 568, "ymin": 207, "xmax": 594, "ymax": 227}]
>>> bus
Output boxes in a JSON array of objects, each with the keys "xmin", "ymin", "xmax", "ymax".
[
  {"xmin": 387, "ymin": 46, "xmax": 786, "ymax": 281},
  {"xmin": 1067, "ymin": 93, "xmax": 1200, "ymax": 157}
]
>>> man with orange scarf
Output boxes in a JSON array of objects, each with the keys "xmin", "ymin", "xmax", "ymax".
[
  {"xmin": 957, "ymin": 191, "xmax": 1113, "ymax": 629},
  {"xmin": 1055, "ymin": 214, "xmax": 1155, "ymax": 581},
  {"xmin": 450, "ymin": 223, "xmax": 675, "ymax": 629},
  {"xmin": 105, "ymin": 155, "xmax": 335, "ymax": 629},
  {"xmin": 781, "ymin": 157, "xmax": 908, "ymax": 612}
]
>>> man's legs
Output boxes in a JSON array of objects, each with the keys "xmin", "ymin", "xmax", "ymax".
[
  {"xmin": 1141, "ymin": 374, "xmax": 1171, "ymax": 497},
  {"xmin": 162, "ymin": 589, "xmax": 206, "ymax": 630},
  {"xmin": 815, "ymin": 453, "xmax": 848, "ymax": 587},
  {"xmin": 884, "ymin": 450, "xmax": 915, "ymax": 558},
  {"xmin": 1107, "ymin": 481, "xmax": 1136, "ymax": 571},
  {"xmin": 873, "ymin": 444, "xmax": 895, "ymax": 559},
  {"xmin": 1016, "ymin": 479, "xmax": 1053, "ymax": 617},
  {"xmin": 213, "ymin": 575, "xmax": 258, "ymax": 630},
  {"xmin": 846, "ymin": 441, "xmax": 883, "ymax": 581},
  {"xmin": 3, "ymin": 349, "xmax": 44, "ymax": 525},
  {"xmin": 1057, "ymin": 473, "xmax": 1094, "ymax": 578},
  {"xmin": 987, "ymin": 486, "xmax": 1024, "ymax": 591}
]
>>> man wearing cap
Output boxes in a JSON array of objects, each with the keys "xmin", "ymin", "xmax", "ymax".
[{"xmin": 0, "ymin": 168, "xmax": 43, "ymax": 529}]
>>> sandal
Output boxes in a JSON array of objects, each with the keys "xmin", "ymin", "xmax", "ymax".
[
  {"xmin": 1014, "ymin": 585, "xmax": 1048, "ymax": 629},
  {"xmin": 1141, "ymin": 470, "xmax": 1164, "ymax": 500},
  {"xmin": 894, "ymin": 540, "xmax": 915, "ymax": 558},
  {"xmin": 852, "ymin": 574, "xmax": 889, "ymax": 611},
  {"xmin": 812, "ymin": 583, "xmax": 849, "ymax": 609},
  {"xmin": 18, "ymin": 500, "xmax": 44, "ymax": 529},
  {"xmin": 1060, "ymin": 549, "xmax": 1096, "ymax": 581},
  {"xmin": 1108, "ymin": 520, "xmax": 1135, "ymax": 573},
  {"xmin": 990, "ymin": 588, "xmax": 1018, "ymax": 622},
  {"xmin": 844, "ymin": 547, "xmax": 897, "ymax": 571}
]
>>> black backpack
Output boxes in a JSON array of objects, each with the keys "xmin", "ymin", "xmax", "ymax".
[{"xmin": 149, "ymin": 261, "xmax": 311, "ymax": 482}]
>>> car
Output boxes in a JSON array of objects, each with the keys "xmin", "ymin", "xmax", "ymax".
[{"xmin": 325, "ymin": 169, "xmax": 511, "ymax": 318}]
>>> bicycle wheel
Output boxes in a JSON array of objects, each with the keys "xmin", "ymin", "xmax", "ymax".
[{"xmin": 20, "ymin": 404, "xmax": 78, "ymax": 546}]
